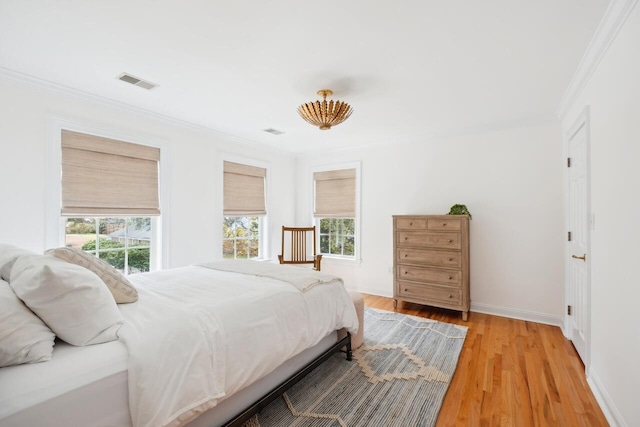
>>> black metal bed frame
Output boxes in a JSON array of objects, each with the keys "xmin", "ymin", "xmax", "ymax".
[{"xmin": 223, "ymin": 332, "xmax": 353, "ymax": 427}]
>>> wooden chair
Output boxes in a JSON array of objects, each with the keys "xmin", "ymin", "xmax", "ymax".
[{"xmin": 278, "ymin": 226, "xmax": 322, "ymax": 271}]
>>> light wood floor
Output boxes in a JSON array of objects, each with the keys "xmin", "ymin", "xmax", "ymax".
[{"xmin": 362, "ymin": 294, "xmax": 608, "ymax": 426}]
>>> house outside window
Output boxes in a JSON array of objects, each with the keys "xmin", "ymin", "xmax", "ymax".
[
  {"xmin": 313, "ymin": 166, "xmax": 359, "ymax": 260},
  {"xmin": 65, "ymin": 217, "xmax": 152, "ymax": 274},
  {"xmin": 222, "ymin": 161, "xmax": 267, "ymax": 260}
]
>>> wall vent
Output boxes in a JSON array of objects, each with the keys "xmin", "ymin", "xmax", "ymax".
[
  {"xmin": 263, "ymin": 128, "xmax": 285, "ymax": 135},
  {"xmin": 116, "ymin": 73, "xmax": 158, "ymax": 90}
]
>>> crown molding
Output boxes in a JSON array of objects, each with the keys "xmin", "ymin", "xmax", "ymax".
[
  {"xmin": 0, "ymin": 66, "xmax": 292, "ymax": 157},
  {"xmin": 556, "ymin": 0, "xmax": 639, "ymax": 120}
]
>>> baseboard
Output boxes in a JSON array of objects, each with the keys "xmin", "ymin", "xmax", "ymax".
[
  {"xmin": 355, "ymin": 290, "xmax": 564, "ymax": 327},
  {"xmin": 352, "ymin": 286, "xmax": 392, "ymax": 299},
  {"xmin": 587, "ymin": 367, "xmax": 627, "ymax": 427},
  {"xmin": 470, "ymin": 302, "xmax": 563, "ymax": 328}
]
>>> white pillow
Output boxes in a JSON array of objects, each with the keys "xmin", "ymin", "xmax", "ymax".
[
  {"xmin": 9, "ymin": 254, "xmax": 123, "ymax": 346},
  {"xmin": 46, "ymin": 247, "xmax": 138, "ymax": 304},
  {"xmin": 0, "ymin": 243, "xmax": 36, "ymax": 282},
  {"xmin": 0, "ymin": 279, "xmax": 56, "ymax": 367}
]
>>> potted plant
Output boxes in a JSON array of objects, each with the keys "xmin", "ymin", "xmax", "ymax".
[{"xmin": 447, "ymin": 204, "xmax": 472, "ymax": 219}]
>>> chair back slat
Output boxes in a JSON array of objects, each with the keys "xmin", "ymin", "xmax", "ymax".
[{"xmin": 278, "ymin": 226, "xmax": 322, "ymax": 271}]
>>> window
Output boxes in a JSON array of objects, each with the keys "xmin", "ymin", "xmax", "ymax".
[
  {"xmin": 222, "ymin": 216, "xmax": 261, "ymax": 259},
  {"xmin": 314, "ymin": 167, "xmax": 358, "ymax": 259},
  {"xmin": 65, "ymin": 217, "xmax": 152, "ymax": 274},
  {"xmin": 57, "ymin": 129, "xmax": 161, "ymax": 273},
  {"xmin": 319, "ymin": 218, "xmax": 355, "ymax": 257},
  {"xmin": 223, "ymin": 161, "xmax": 267, "ymax": 259}
]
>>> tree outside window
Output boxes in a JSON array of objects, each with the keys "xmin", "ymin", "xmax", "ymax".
[
  {"xmin": 318, "ymin": 218, "xmax": 355, "ymax": 257},
  {"xmin": 223, "ymin": 216, "xmax": 260, "ymax": 259}
]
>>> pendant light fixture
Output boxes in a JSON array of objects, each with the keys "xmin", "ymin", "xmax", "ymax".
[{"xmin": 297, "ymin": 89, "xmax": 353, "ymax": 130}]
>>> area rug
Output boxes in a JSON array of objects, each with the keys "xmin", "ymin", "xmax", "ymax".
[{"xmin": 245, "ymin": 307, "xmax": 468, "ymax": 427}]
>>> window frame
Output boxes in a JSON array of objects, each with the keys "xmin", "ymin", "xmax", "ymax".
[
  {"xmin": 317, "ymin": 217, "xmax": 356, "ymax": 259},
  {"xmin": 222, "ymin": 215, "xmax": 264, "ymax": 260},
  {"xmin": 47, "ymin": 118, "xmax": 169, "ymax": 271},
  {"xmin": 310, "ymin": 162, "xmax": 361, "ymax": 262},
  {"xmin": 64, "ymin": 217, "xmax": 154, "ymax": 275},
  {"xmin": 217, "ymin": 153, "xmax": 270, "ymax": 260}
]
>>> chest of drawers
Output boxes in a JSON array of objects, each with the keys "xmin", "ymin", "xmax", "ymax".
[{"xmin": 393, "ymin": 215, "xmax": 470, "ymax": 321}]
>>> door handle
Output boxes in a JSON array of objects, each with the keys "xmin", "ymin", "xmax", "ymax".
[{"xmin": 572, "ymin": 254, "xmax": 587, "ymax": 261}]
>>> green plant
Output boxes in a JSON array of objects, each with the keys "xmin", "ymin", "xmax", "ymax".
[{"xmin": 447, "ymin": 204, "xmax": 472, "ymax": 219}]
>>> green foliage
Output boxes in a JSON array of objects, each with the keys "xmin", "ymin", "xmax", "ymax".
[
  {"xmin": 66, "ymin": 218, "xmax": 96, "ymax": 234},
  {"xmin": 319, "ymin": 218, "xmax": 355, "ymax": 256},
  {"xmin": 447, "ymin": 204, "xmax": 472, "ymax": 219},
  {"xmin": 81, "ymin": 238, "xmax": 150, "ymax": 273}
]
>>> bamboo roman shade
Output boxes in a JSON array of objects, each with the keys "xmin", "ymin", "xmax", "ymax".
[
  {"xmin": 314, "ymin": 168, "xmax": 356, "ymax": 217},
  {"xmin": 223, "ymin": 161, "xmax": 266, "ymax": 216},
  {"xmin": 60, "ymin": 130, "xmax": 160, "ymax": 216}
]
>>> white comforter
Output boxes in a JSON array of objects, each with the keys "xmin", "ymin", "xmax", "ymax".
[{"xmin": 118, "ymin": 265, "xmax": 358, "ymax": 427}]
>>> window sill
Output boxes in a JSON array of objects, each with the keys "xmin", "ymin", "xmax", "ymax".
[{"xmin": 320, "ymin": 255, "xmax": 362, "ymax": 265}]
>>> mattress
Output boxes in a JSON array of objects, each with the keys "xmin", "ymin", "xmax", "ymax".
[{"xmin": 0, "ymin": 339, "xmax": 130, "ymax": 426}]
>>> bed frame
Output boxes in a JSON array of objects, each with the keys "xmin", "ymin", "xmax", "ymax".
[{"xmin": 224, "ymin": 332, "xmax": 352, "ymax": 426}]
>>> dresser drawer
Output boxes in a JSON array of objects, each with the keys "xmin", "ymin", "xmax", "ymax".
[
  {"xmin": 395, "ymin": 218, "xmax": 427, "ymax": 230},
  {"xmin": 397, "ymin": 248, "xmax": 461, "ymax": 268},
  {"xmin": 427, "ymin": 218, "xmax": 461, "ymax": 231},
  {"xmin": 397, "ymin": 231, "xmax": 461, "ymax": 249},
  {"xmin": 397, "ymin": 264, "xmax": 461, "ymax": 285},
  {"xmin": 397, "ymin": 281, "xmax": 462, "ymax": 305}
]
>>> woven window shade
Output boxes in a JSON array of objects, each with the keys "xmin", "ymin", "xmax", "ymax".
[
  {"xmin": 60, "ymin": 130, "xmax": 160, "ymax": 216},
  {"xmin": 223, "ymin": 161, "xmax": 266, "ymax": 216},
  {"xmin": 314, "ymin": 168, "xmax": 356, "ymax": 218}
]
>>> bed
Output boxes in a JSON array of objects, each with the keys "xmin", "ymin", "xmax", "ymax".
[{"xmin": 0, "ymin": 252, "xmax": 359, "ymax": 427}]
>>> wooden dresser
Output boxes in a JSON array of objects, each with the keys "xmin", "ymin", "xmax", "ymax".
[{"xmin": 393, "ymin": 215, "xmax": 470, "ymax": 321}]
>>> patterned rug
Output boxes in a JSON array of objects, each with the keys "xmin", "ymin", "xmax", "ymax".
[{"xmin": 245, "ymin": 307, "xmax": 468, "ymax": 427}]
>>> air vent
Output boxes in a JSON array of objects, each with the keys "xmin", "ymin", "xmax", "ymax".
[
  {"xmin": 263, "ymin": 128, "xmax": 285, "ymax": 135},
  {"xmin": 116, "ymin": 73, "xmax": 158, "ymax": 90}
]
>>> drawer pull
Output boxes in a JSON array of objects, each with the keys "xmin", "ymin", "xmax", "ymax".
[
  {"xmin": 404, "ymin": 271, "xmax": 408, "ymax": 274},
  {"xmin": 449, "ymin": 276, "xmax": 453, "ymax": 280},
  {"xmin": 404, "ymin": 237, "xmax": 408, "ymax": 241},
  {"xmin": 448, "ymin": 240, "xmax": 453, "ymax": 243},
  {"xmin": 404, "ymin": 288, "xmax": 408, "ymax": 292},
  {"xmin": 443, "ymin": 223, "xmax": 447, "ymax": 226},
  {"xmin": 448, "ymin": 258, "xmax": 453, "ymax": 261},
  {"xmin": 409, "ymin": 222, "xmax": 413, "ymax": 226},
  {"xmin": 448, "ymin": 294, "xmax": 453, "ymax": 298},
  {"xmin": 404, "ymin": 254, "xmax": 408, "ymax": 257}
]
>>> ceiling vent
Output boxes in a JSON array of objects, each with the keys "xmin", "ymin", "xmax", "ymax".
[
  {"xmin": 263, "ymin": 128, "xmax": 285, "ymax": 135},
  {"xmin": 116, "ymin": 73, "xmax": 158, "ymax": 90}
]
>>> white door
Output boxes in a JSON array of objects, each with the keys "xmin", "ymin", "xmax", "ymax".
[{"xmin": 567, "ymin": 111, "xmax": 590, "ymax": 365}]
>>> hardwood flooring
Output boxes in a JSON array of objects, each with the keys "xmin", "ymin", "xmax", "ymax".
[{"xmin": 362, "ymin": 294, "xmax": 608, "ymax": 426}]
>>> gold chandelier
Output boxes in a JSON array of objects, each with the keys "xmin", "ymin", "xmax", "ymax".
[{"xmin": 297, "ymin": 89, "xmax": 353, "ymax": 130}]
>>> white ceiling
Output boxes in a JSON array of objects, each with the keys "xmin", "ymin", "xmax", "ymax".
[{"xmin": 0, "ymin": 1, "xmax": 610, "ymax": 153}]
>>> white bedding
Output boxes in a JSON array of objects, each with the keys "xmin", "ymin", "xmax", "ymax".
[
  {"xmin": 118, "ymin": 265, "xmax": 358, "ymax": 427},
  {"xmin": 0, "ymin": 264, "xmax": 358, "ymax": 427}
]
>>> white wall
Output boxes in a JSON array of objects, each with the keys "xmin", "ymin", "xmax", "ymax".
[
  {"xmin": 296, "ymin": 121, "xmax": 565, "ymax": 324},
  {"xmin": 0, "ymin": 76, "xmax": 296, "ymax": 267},
  {"xmin": 561, "ymin": 4, "xmax": 640, "ymax": 425}
]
